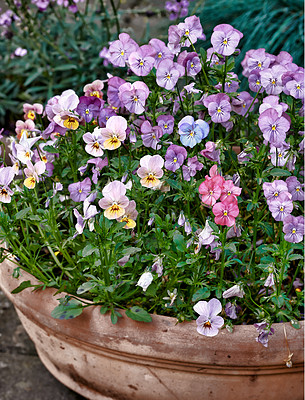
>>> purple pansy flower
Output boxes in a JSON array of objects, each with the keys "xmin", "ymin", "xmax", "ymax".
[
  {"xmin": 285, "ymin": 72, "xmax": 304, "ymax": 99},
  {"xmin": 107, "ymin": 76, "xmax": 126, "ymax": 109},
  {"xmin": 76, "ymin": 96, "xmax": 103, "ymax": 123},
  {"xmin": 225, "ymin": 302, "xmax": 238, "ymax": 319},
  {"xmin": 165, "ymin": 144, "xmax": 187, "ymax": 172},
  {"xmin": 193, "ymin": 298, "xmax": 224, "ymax": 337},
  {"xmin": 98, "ymin": 107, "xmax": 117, "ymax": 128},
  {"xmin": 248, "ymin": 69, "xmax": 262, "ymax": 93},
  {"xmin": 269, "ymin": 144, "xmax": 293, "ymax": 168},
  {"xmin": 149, "ymin": 38, "xmax": 174, "ymax": 68},
  {"xmin": 247, "ymin": 48, "xmax": 271, "ymax": 72},
  {"xmin": 283, "ymin": 215, "xmax": 305, "ymax": 243},
  {"xmin": 182, "ymin": 156, "xmax": 203, "ymax": 181},
  {"xmin": 167, "ymin": 24, "xmax": 184, "ymax": 54},
  {"xmin": 140, "ymin": 121, "xmax": 163, "ymax": 150},
  {"xmin": 73, "ymin": 194, "xmax": 99, "ymax": 237},
  {"xmin": 286, "ymin": 176, "xmax": 304, "ymax": 201},
  {"xmin": 254, "ymin": 322, "xmax": 274, "ymax": 348},
  {"xmin": 200, "ymin": 141, "xmax": 220, "ymax": 163},
  {"xmin": 204, "ymin": 93, "xmax": 232, "ymax": 123},
  {"xmin": 259, "ymin": 95, "xmax": 288, "ymax": 117},
  {"xmin": 108, "ymin": 33, "xmax": 139, "ymax": 67},
  {"xmin": 68, "ymin": 177, "xmax": 92, "ymax": 202},
  {"xmin": 231, "ymin": 91, "xmax": 257, "ymax": 116},
  {"xmin": 177, "ymin": 15, "xmax": 204, "ymax": 47},
  {"xmin": 156, "ymin": 59, "xmax": 184, "ymax": 91},
  {"xmin": 128, "ymin": 45, "xmax": 156, "ymax": 77},
  {"xmin": 118, "ymin": 81, "xmax": 150, "ymax": 114},
  {"xmin": 260, "ymin": 65, "xmax": 287, "ymax": 95},
  {"xmin": 258, "ymin": 108, "xmax": 290, "ymax": 145},
  {"xmin": 268, "ymin": 192, "xmax": 293, "ymax": 221},
  {"xmin": 87, "ymin": 157, "xmax": 108, "ymax": 184},
  {"xmin": 165, "ymin": 0, "xmax": 189, "ymax": 21},
  {"xmin": 178, "ymin": 115, "xmax": 209, "ymax": 148},
  {"xmin": 263, "ymin": 180, "xmax": 289, "ymax": 203},
  {"xmin": 211, "ymin": 24, "xmax": 243, "ymax": 56},
  {"xmin": 156, "ymin": 115, "xmax": 175, "ymax": 135}
]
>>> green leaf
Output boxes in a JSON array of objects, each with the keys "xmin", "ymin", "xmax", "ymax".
[
  {"xmin": 271, "ymin": 295, "xmax": 285, "ymax": 308},
  {"xmin": 82, "ymin": 244, "xmax": 98, "ymax": 257},
  {"xmin": 122, "ymin": 247, "xmax": 141, "ymax": 256},
  {"xmin": 43, "ymin": 145, "xmax": 59, "ymax": 154},
  {"xmin": 173, "ymin": 233, "xmax": 186, "ymax": 252},
  {"xmin": 76, "ymin": 281, "xmax": 96, "ymax": 295},
  {"xmin": 125, "ymin": 306, "xmax": 152, "ymax": 322},
  {"xmin": 11, "ymin": 280, "xmax": 34, "ymax": 294},
  {"xmin": 51, "ymin": 298, "xmax": 83, "ymax": 319},
  {"xmin": 15, "ymin": 207, "xmax": 31, "ymax": 220},
  {"xmin": 207, "ymin": 220, "xmax": 219, "ymax": 233},
  {"xmin": 100, "ymin": 306, "xmax": 108, "ymax": 315},
  {"xmin": 269, "ymin": 168, "xmax": 291, "ymax": 177},
  {"xmin": 192, "ymin": 287, "xmax": 211, "ymax": 302},
  {"xmin": 290, "ymin": 320, "xmax": 301, "ymax": 329},
  {"xmin": 110, "ymin": 309, "xmax": 122, "ymax": 324},
  {"xmin": 288, "ymin": 254, "xmax": 304, "ymax": 261}
]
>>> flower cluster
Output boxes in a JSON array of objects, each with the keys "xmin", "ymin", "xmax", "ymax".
[{"xmin": 0, "ymin": 15, "xmax": 303, "ymax": 346}]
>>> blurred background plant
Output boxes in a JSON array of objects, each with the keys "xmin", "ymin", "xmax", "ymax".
[
  {"xmin": 0, "ymin": 0, "xmax": 166, "ymax": 130},
  {"xmin": 190, "ymin": 0, "xmax": 304, "ymax": 82}
]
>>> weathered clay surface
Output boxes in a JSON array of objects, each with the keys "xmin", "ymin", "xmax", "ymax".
[{"xmin": 0, "ymin": 257, "xmax": 304, "ymax": 400}]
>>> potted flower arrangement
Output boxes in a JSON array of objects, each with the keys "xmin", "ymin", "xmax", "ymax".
[{"xmin": 0, "ymin": 15, "xmax": 304, "ymax": 400}]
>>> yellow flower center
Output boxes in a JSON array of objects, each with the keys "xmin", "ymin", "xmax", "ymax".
[
  {"xmin": 296, "ymin": 187, "xmax": 300, "ymax": 191},
  {"xmin": 223, "ymin": 210, "xmax": 228, "ymax": 216},
  {"xmin": 256, "ymin": 80, "xmax": 260, "ymax": 85},
  {"xmin": 258, "ymin": 62, "xmax": 262, "ymax": 68},
  {"xmin": 21, "ymin": 129, "xmax": 29, "ymax": 137},
  {"xmin": 93, "ymin": 142, "xmax": 100, "ymax": 149},
  {"xmin": 292, "ymin": 228, "xmax": 296, "ymax": 233},
  {"xmin": 166, "ymin": 74, "xmax": 171, "ymax": 80},
  {"xmin": 227, "ymin": 191, "xmax": 231, "ymax": 195},
  {"xmin": 25, "ymin": 151, "xmax": 30, "ymax": 159},
  {"xmin": 297, "ymin": 85, "xmax": 300, "ymax": 90},
  {"xmin": 278, "ymin": 153, "xmax": 282, "ymax": 158},
  {"xmin": 158, "ymin": 52, "xmax": 162, "ymax": 58},
  {"xmin": 274, "ymin": 192, "xmax": 278, "ymax": 196},
  {"xmin": 164, "ymin": 124, "xmax": 168, "ymax": 129},
  {"xmin": 27, "ymin": 110, "xmax": 35, "ymax": 120},
  {"xmin": 41, "ymin": 156, "xmax": 47, "ymax": 163},
  {"xmin": 204, "ymin": 321, "xmax": 211, "ymax": 328},
  {"xmin": 134, "ymin": 96, "xmax": 138, "ymax": 102},
  {"xmin": 173, "ymin": 157, "xmax": 177, "ymax": 163},
  {"xmin": 223, "ymin": 39, "xmax": 228, "ymax": 45},
  {"xmin": 90, "ymin": 91, "xmax": 100, "ymax": 98},
  {"xmin": 120, "ymin": 50, "xmax": 125, "ymax": 56},
  {"xmin": 189, "ymin": 131, "xmax": 194, "ymax": 136},
  {"xmin": 64, "ymin": 117, "xmax": 79, "ymax": 130},
  {"xmin": 280, "ymin": 206, "xmax": 284, "ymax": 211},
  {"xmin": 0, "ymin": 188, "xmax": 7, "ymax": 195},
  {"xmin": 79, "ymin": 189, "xmax": 82, "ymax": 193},
  {"xmin": 185, "ymin": 30, "xmax": 189, "ymax": 36},
  {"xmin": 85, "ymin": 109, "xmax": 90, "ymax": 114},
  {"xmin": 139, "ymin": 60, "xmax": 144, "ymax": 66},
  {"xmin": 271, "ymin": 124, "xmax": 276, "ymax": 131},
  {"xmin": 217, "ymin": 107, "xmax": 222, "ymax": 113},
  {"xmin": 271, "ymin": 79, "xmax": 276, "ymax": 85}
]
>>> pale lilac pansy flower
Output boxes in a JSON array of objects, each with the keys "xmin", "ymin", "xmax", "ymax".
[
  {"xmin": 285, "ymin": 72, "xmax": 304, "ymax": 99},
  {"xmin": 99, "ymin": 115, "xmax": 127, "ymax": 150},
  {"xmin": 283, "ymin": 215, "xmax": 305, "ymax": 243},
  {"xmin": 225, "ymin": 302, "xmax": 238, "ymax": 319},
  {"xmin": 193, "ymin": 298, "xmax": 224, "ymax": 337},
  {"xmin": 211, "ymin": 24, "xmax": 243, "ymax": 56},
  {"xmin": 108, "ymin": 33, "xmax": 139, "ymax": 67},
  {"xmin": 23, "ymin": 160, "xmax": 46, "ymax": 189},
  {"xmin": 15, "ymin": 134, "xmax": 41, "ymax": 164},
  {"xmin": 203, "ymin": 93, "xmax": 232, "ymax": 123},
  {"xmin": 264, "ymin": 273, "xmax": 275, "ymax": 287},
  {"xmin": 137, "ymin": 155, "xmax": 164, "ymax": 189},
  {"xmin": 177, "ymin": 15, "xmax": 204, "ymax": 47},
  {"xmin": 98, "ymin": 180, "xmax": 129, "ymax": 220},
  {"xmin": 268, "ymin": 192, "xmax": 293, "ymax": 222},
  {"xmin": 83, "ymin": 127, "xmax": 105, "ymax": 157},
  {"xmin": 200, "ymin": 141, "xmax": 220, "ymax": 164},
  {"xmin": 118, "ymin": 81, "xmax": 150, "ymax": 114},
  {"xmin": 156, "ymin": 59, "xmax": 184, "ymax": 91},
  {"xmin": 286, "ymin": 176, "xmax": 304, "ymax": 201},
  {"xmin": 198, "ymin": 220, "xmax": 216, "ymax": 246},
  {"xmin": 136, "ymin": 271, "xmax": 153, "ymax": 292},
  {"xmin": 156, "ymin": 114, "xmax": 175, "ymax": 135},
  {"xmin": 148, "ymin": 38, "xmax": 174, "ymax": 68},
  {"xmin": 258, "ymin": 108, "xmax": 290, "ymax": 145},
  {"xmin": 262, "ymin": 180, "xmax": 289, "ymax": 203},
  {"xmin": 167, "ymin": 24, "xmax": 184, "ymax": 55},
  {"xmin": 182, "ymin": 156, "xmax": 203, "ymax": 181},
  {"xmin": 87, "ymin": 157, "xmax": 108, "ymax": 184},
  {"xmin": 0, "ymin": 167, "xmax": 15, "ymax": 203},
  {"xmin": 68, "ymin": 177, "xmax": 92, "ymax": 202},
  {"xmin": 254, "ymin": 322, "xmax": 274, "ymax": 347},
  {"xmin": 52, "ymin": 89, "xmax": 80, "ymax": 129},
  {"xmin": 231, "ymin": 91, "xmax": 257, "ymax": 116},
  {"xmin": 107, "ymin": 76, "xmax": 126, "ymax": 109},
  {"xmin": 259, "ymin": 95, "xmax": 288, "ymax": 117},
  {"xmin": 222, "ymin": 284, "xmax": 245, "ymax": 299},
  {"xmin": 151, "ymin": 256, "xmax": 163, "ymax": 277},
  {"xmin": 165, "ymin": 144, "xmax": 187, "ymax": 172},
  {"xmin": 248, "ymin": 69, "xmax": 262, "ymax": 93},
  {"xmin": 140, "ymin": 121, "xmax": 163, "ymax": 150},
  {"xmin": 73, "ymin": 194, "xmax": 98, "ymax": 238},
  {"xmin": 178, "ymin": 211, "xmax": 185, "ymax": 226},
  {"xmin": 128, "ymin": 45, "xmax": 156, "ymax": 77},
  {"xmin": 260, "ymin": 65, "xmax": 287, "ymax": 95},
  {"xmin": 247, "ymin": 48, "xmax": 271, "ymax": 73}
]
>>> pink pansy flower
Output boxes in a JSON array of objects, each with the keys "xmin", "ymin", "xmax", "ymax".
[
  {"xmin": 99, "ymin": 115, "xmax": 127, "ymax": 150},
  {"xmin": 193, "ymin": 298, "xmax": 224, "ymax": 337},
  {"xmin": 15, "ymin": 119, "xmax": 36, "ymax": 140},
  {"xmin": 212, "ymin": 196, "xmax": 239, "ymax": 227},
  {"xmin": 98, "ymin": 180, "xmax": 129, "ymax": 220},
  {"xmin": 220, "ymin": 180, "xmax": 242, "ymax": 202},
  {"xmin": 198, "ymin": 176, "xmax": 224, "ymax": 206},
  {"xmin": 0, "ymin": 167, "xmax": 15, "ymax": 203},
  {"xmin": 117, "ymin": 200, "xmax": 138, "ymax": 229},
  {"xmin": 83, "ymin": 127, "xmax": 105, "ymax": 157},
  {"xmin": 24, "ymin": 160, "xmax": 46, "ymax": 189},
  {"xmin": 137, "ymin": 155, "xmax": 164, "ymax": 189},
  {"xmin": 83, "ymin": 79, "xmax": 104, "ymax": 99},
  {"xmin": 23, "ymin": 103, "xmax": 43, "ymax": 120}
]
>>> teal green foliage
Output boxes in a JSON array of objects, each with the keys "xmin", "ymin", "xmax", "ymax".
[{"xmin": 192, "ymin": 0, "xmax": 304, "ymax": 75}]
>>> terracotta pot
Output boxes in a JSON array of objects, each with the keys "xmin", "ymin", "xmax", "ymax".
[{"xmin": 0, "ymin": 257, "xmax": 304, "ymax": 400}]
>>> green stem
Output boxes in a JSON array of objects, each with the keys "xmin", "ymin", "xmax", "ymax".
[{"xmin": 222, "ymin": 57, "xmax": 227, "ymax": 93}]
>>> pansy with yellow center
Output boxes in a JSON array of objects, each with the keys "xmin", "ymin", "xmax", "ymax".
[
  {"xmin": 137, "ymin": 154, "xmax": 164, "ymax": 189},
  {"xmin": 23, "ymin": 160, "xmax": 46, "ymax": 190},
  {"xmin": 117, "ymin": 200, "xmax": 138, "ymax": 229},
  {"xmin": 99, "ymin": 115, "xmax": 127, "ymax": 151},
  {"xmin": 98, "ymin": 181, "xmax": 130, "ymax": 220}
]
